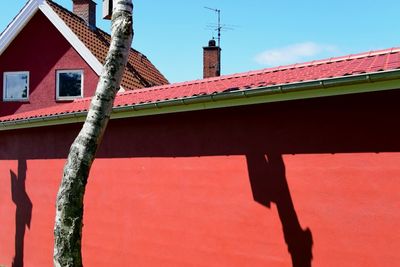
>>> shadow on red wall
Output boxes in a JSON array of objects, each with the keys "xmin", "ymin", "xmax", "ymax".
[
  {"xmin": 10, "ymin": 159, "xmax": 32, "ymax": 267},
  {"xmin": 247, "ymin": 153, "xmax": 313, "ymax": 267},
  {"xmin": 2, "ymin": 89, "xmax": 400, "ymax": 266}
]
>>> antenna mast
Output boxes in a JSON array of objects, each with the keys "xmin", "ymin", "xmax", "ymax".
[{"xmin": 204, "ymin": 7, "xmax": 221, "ymax": 47}]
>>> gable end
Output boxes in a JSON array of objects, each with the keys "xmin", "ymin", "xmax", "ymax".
[{"xmin": 0, "ymin": 0, "xmax": 44, "ymax": 55}]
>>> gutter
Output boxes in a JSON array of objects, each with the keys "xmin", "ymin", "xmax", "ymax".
[
  {"xmin": 1, "ymin": 69, "xmax": 400, "ymax": 131},
  {"xmin": 113, "ymin": 69, "xmax": 400, "ymax": 112}
]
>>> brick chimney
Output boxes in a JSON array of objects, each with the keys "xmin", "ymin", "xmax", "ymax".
[
  {"xmin": 203, "ymin": 39, "xmax": 221, "ymax": 79},
  {"xmin": 72, "ymin": 0, "xmax": 96, "ymax": 28}
]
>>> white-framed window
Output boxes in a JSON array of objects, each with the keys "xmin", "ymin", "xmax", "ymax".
[
  {"xmin": 3, "ymin": 71, "xmax": 29, "ymax": 101},
  {"xmin": 56, "ymin": 70, "xmax": 84, "ymax": 100}
]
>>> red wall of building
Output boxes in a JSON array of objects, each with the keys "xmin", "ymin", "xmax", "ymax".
[
  {"xmin": 0, "ymin": 11, "xmax": 98, "ymax": 116},
  {"xmin": 1, "ymin": 90, "xmax": 400, "ymax": 266}
]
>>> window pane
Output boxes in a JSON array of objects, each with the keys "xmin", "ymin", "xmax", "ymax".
[
  {"xmin": 5, "ymin": 73, "xmax": 28, "ymax": 99},
  {"xmin": 58, "ymin": 72, "xmax": 82, "ymax": 97}
]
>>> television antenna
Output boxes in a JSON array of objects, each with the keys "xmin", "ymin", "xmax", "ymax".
[{"xmin": 204, "ymin": 7, "xmax": 222, "ymax": 47}]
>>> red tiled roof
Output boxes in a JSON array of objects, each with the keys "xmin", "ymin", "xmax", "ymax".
[
  {"xmin": 1, "ymin": 47, "xmax": 400, "ymax": 123},
  {"xmin": 46, "ymin": 0, "xmax": 168, "ymax": 89}
]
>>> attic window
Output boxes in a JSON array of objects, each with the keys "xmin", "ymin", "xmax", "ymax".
[
  {"xmin": 56, "ymin": 70, "xmax": 83, "ymax": 100},
  {"xmin": 3, "ymin": 71, "xmax": 29, "ymax": 101}
]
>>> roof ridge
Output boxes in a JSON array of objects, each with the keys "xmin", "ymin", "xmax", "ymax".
[{"xmin": 225, "ymin": 47, "xmax": 400, "ymax": 78}]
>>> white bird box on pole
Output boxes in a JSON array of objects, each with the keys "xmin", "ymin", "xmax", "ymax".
[{"xmin": 103, "ymin": 0, "xmax": 113, "ymax": 20}]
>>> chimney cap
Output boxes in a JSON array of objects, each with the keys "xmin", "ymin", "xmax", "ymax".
[
  {"xmin": 208, "ymin": 39, "xmax": 217, "ymax": 47},
  {"xmin": 72, "ymin": 0, "xmax": 96, "ymax": 4}
]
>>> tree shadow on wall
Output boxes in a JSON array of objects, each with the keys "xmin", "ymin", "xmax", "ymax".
[
  {"xmin": 246, "ymin": 153, "xmax": 313, "ymax": 267},
  {"xmin": 10, "ymin": 159, "xmax": 32, "ymax": 267}
]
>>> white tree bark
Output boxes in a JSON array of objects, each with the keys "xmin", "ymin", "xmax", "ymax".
[{"xmin": 53, "ymin": 1, "xmax": 133, "ymax": 266}]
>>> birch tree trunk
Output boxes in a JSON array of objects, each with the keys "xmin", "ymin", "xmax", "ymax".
[{"xmin": 53, "ymin": 1, "xmax": 133, "ymax": 266}]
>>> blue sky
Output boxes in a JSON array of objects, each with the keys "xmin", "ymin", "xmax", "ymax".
[{"xmin": 1, "ymin": 0, "xmax": 400, "ymax": 83}]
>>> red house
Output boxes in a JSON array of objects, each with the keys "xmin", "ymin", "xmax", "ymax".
[
  {"xmin": 1, "ymin": 45, "xmax": 400, "ymax": 266},
  {"xmin": 0, "ymin": 0, "xmax": 168, "ymax": 117},
  {"xmin": 1, "ymin": 1, "xmax": 400, "ymax": 267}
]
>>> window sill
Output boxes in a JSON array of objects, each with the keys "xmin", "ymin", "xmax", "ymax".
[
  {"xmin": 56, "ymin": 97, "xmax": 82, "ymax": 102},
  {"xmin": 2, "ymin": 99, "xmax": 29, "ymax": 102}
]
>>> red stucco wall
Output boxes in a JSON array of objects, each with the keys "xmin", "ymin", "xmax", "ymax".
[
  {"xmin": 1, "ymin": 89, "xmax": 400, "ymax": 266},
  {"xmin": 0, "ymin": 11, "xmax": 98, "ymax": 116}
]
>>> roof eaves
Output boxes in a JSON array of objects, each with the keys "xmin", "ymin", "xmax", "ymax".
[
  {"xmin": 2, "ymin": 69, "xmax": 400, "ymax": 131},
  {"xmin": 39, "ymin": 1, "xmax": 103, "ymax": 75},
  {"xmin": 112, "ymin": 69, "xmax": 400, "ymax": 113}
]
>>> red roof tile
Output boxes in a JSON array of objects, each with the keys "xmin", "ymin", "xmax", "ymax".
[
  {"xmin": 46, "ymin": 0, "xmax": 168, "ymax": 89},
  {"xmin": 1, "ymin": 47, "xmax": 400, "ymax": 123}
]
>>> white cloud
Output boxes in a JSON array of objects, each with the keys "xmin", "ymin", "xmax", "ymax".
[{"xmin": 255, "ymin": 42, "xmax": 338, "ymax": 66}]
